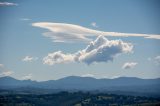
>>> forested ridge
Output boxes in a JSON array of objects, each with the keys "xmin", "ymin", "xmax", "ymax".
[{"xmin": 0, "ymin": 92, "xmax": 160, "ymax": 106}]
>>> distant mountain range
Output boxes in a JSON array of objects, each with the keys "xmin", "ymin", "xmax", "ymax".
[{"xmin": 0, "ymin": 76, "xmax": 160, "ymax": 97}]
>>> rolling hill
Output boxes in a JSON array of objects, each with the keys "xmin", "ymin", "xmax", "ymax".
[{"xmin": 0, "ymin": 76, "xmax": 160, "ymax": 97}]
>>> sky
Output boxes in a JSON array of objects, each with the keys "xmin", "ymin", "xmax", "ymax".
[{"xmin": 0, "ymin": 0, "xmax": 160, "ymax": 81}]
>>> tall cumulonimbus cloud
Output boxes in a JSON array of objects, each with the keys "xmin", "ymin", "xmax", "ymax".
[{"xmin": 43, "ymin": 36, "xmax": 133, "ymax": 65}]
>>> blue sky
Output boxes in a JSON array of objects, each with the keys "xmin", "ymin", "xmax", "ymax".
[{"xmin": 0, "ymin": 0, "xmax": 160, "ymax": 81}]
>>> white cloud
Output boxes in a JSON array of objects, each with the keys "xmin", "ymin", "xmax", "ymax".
[
  {"xmin": 110, "ymin": 75, "xmax": 122, "ymax": 79},
  {"xmin": 81, "ymin": 74, "xmax": 95, "ymax": 77},
  {"xmin": 43, "ymin": 51, "xmax": 74, "ymax": 65},
  {"xmin": 20, "ymin": 18, "xmax": 31, "ymax": 21},
  {"xmin": 0, "ymin": 64, "xmax": 4, "ymax": 68},
  {"xmin": 148, "ymin": 57, "xmax": 152, "ymax": 61},
  {"xmin": 148, "ymin": 55, "xmax": 160, "ymax": 66},
  {"xmin": 43, "ymin": 32, "xmax": 91, "ymax": 43},
  {"xmin": 43, "ymin": 36, "xmax": 133, "ymax": 65},
  {"xmin": 0, "ymin": 64, "xmax": 14, "ymax": 77},
  {"xmin": 122, "ymin": 62, "xmax": 138, "ymax": 69},
  {"xmin": 77, "ymin": 36, "xmax": 133, "ymax": 64},
  {"xmin": 0, "ymin": 2, "xmax": 18, "ymax": 6},
  {"xmin": 32, "ymin": 22, "xmax": 160, "ymax": 43},
  {"xmin": 0, "ymin": 71, "xmax": 14, "ymax": 76},
  {"xmin": 22, "ymin": 56, "xmax": 38, "ymax": 62},
  {"xmin": 91, "ymin": 22, "xmax": 98, "ymax": 28},
  {"xmin": 154, "ymin": 55, "xmax": 160, "ymax": 65},
  {"xmin": 22, "ymin": 74, "xmax": 32, "ymax": 80}
]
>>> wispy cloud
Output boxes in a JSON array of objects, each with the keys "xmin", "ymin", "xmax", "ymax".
[
  {"xmin": 110, "ymin": 75, "xmax": 122, "ymax": 79},
  {"xmin": 0, "ymin": 2, "xmax": 18, "ymax": 6},
  {"xmin": 22, "ymin": 56, "xmax": 38, "ymax": 62},
  {"xmin": 122, "ymin": 62, "xmax": 138, "ymax": 69},
  {"xmin": 0, "ymin": 64, "xmax": 4, "ymax": 67},
  {"xmin": 43, "ymin": 36, "xmax": 133, "ymax": 65},
  {"xmin": 0, "ymin": 70, "xmax": 14, "ymax": 76},
  {"xmin": 22, "ymin": 74, "xmax": 32, "ymax": 80},
  {"xmin": 148, "ymin": 57, "xmax": 152, "ymax": 61},
  {"xmin": 81, "ymin": 74, "xmax": 95, "ymax": 77},
  {"xmin": 20, "ymin": 18, "xmax": 31, "ymax": 21},
  {"xmin": 0, "ymin": 64, "xmax": 14, "ymax": 77},
  {"xmin": 91, "ymin": 22, "xmax": 98, "ymax": 28},
  {"xmin": 154, "ymin": 55, "xmax": 160, "ymax": 65},
  {"xmin": 148, "ymin": 55, "xmax": 160, "ymax": 66},
  {"xmin": 32, "ymin": 22, "xmax": 160, "ymax": 43}
]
